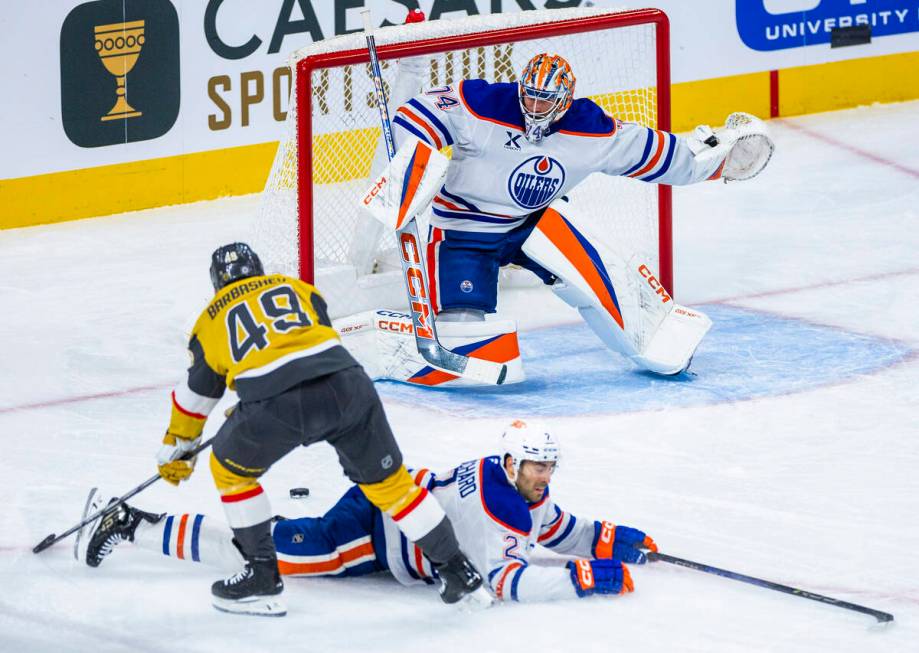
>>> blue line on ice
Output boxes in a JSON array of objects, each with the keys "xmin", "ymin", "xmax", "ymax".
[{"xmin": 375, "ymin": 304, "xmax": 913, "ymax": 417}]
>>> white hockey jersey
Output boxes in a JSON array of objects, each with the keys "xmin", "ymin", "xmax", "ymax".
[
  {"xmin": 378, "ymin": 456, "xmax": 610, "ymax": 602},
  {"xmin": 392, "ymin": 80, "xmax": 725, "ymax": 234}
]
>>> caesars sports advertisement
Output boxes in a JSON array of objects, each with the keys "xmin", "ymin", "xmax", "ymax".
[{"xmin": 0, "ymin": 0, "xmax": 917, "ymax": 200}]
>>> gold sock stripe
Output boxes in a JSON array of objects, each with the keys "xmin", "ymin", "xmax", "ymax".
[
  {"xmin": 358, "ymin": 466, "xmax": 420, "ymax": 513},
  {"xmin": 209, "ymin": 451, "xmax": 260, "ymax": 496}
]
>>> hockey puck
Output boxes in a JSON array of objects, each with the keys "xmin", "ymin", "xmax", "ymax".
[{"xmin": 289, "ymin": 487, "xmax": 310, "ymax": 499}]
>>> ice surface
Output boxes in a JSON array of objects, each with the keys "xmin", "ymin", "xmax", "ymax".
[{"xmin": 2, "ymin": 101, "xmax": 917, "ymax": 652}]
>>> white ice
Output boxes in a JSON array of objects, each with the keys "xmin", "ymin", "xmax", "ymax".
[{"xmin": 2, "ymin": 101, "xmax": 918, "ymax": 653}]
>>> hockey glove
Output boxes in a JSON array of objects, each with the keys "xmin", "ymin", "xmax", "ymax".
[
  {"xmin": 567, "ymin": 559, "xmax": 633, "ymax": 597},
  {"xmin": 156, "ymin": 432, "xmax": 200, "ymax": 485},
  {"xmin": 689, "ymin": 113, "xmax": 773, "ymax": 182},
  {"xmin": 595, "ymin": 521, "xmax": 658, "ymax": 564}
]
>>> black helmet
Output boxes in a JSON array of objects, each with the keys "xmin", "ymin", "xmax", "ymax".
[{"xmin": 209, "ymin": 242, "xmax": 264, "ymax": 291}]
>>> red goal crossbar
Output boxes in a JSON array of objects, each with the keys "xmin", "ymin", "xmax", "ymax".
[{"xmin": 295, "ymin": 8, "xmax": 673, "ymax": 294}]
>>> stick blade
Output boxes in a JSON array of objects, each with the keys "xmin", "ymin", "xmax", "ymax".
[
  {"xmin": 33, "ymin": 534, "xmax": 57, "ymax": 554},
  {"xmin": 460, "ymin": 358, "xmax": 508, "ymax": 385}
]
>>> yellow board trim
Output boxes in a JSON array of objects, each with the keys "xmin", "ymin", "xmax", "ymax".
[
  {"xmin": 778, "ymin": 50, "xmax": 919, "ymax": 117},
  {"xmin": 671, "ymin": 72, "xmax": 772, "ymax": 133},
  {"xmin": 3, "ymin": 51, "xmax": 917, "ymax": 230},
  {"xmin": 0, "ymin": 141, "xmax": 278, "ymax": 230}
]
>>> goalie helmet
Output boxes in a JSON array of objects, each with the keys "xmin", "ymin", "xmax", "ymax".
[
  {"xmin": 209, "ymin": 242, "xmax": 264, "ymax": 291},
  {"xmin": 500, "ymin": 419, "xmax": 560, "ymax": 476},
  {"xmin": 518, "ymin": 53, "xmax": 576, "ymax": 144}
]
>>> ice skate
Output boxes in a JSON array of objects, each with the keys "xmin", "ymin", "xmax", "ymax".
[
  {"xmin": 211, "ymin": 556, "xmax": 286, "ymax": 617},
  {"xmin": 435, "ymin": 552, "xmax": 494, "ymax": 609}
]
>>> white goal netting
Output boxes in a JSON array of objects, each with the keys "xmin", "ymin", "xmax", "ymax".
[{"xmin": 253, "ymin": 7, "xmax": 668, "ymax": 319}]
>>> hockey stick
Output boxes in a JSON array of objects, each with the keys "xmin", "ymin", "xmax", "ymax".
[
  {"xmin": 648, "ymin": 551, "xmax": 894, "ymax": 624},
  {"xmin": 360, "ymin": 11, "xmax": 507, "ymax": 386},
  {"xmin": 32, "ymin": 436, "xmax": 215, "ymax": 554}
]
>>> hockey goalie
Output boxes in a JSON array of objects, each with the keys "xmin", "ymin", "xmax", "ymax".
[{"xmin": 342, "ymin": 15, "xmax": 774, "ymax": 387}]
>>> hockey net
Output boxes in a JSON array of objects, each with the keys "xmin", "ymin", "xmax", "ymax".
[{"xmin": 254, "ymin": 7, "xmax": 671, "ymax": 319}]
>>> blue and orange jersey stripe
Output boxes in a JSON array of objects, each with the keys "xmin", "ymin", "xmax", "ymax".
[
  {"xmin": 406, "ymin": 99, "xmax": 453, "ymax": 146},
  {"xmin": 494, "ymin": 562, "xmax": 523, "ymax": 600},
  {"xmin": 396, "ymin": 106, "xmax": 443, "ymax": 149}
]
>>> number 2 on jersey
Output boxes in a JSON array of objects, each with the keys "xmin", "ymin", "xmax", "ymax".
[{"xmin": 226, "ymin": 286, "xmax": 313, "ymax": 362}]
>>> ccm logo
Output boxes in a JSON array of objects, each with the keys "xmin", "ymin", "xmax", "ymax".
[
  {"xmin": 674, "ymin": 307, "xmax": 703, "ymax": 319},
  {"xmin": 377, "ymin": 320, "xmax": 414, "ymax": 334},
  {"xmin": 638, "ymin": 264, "xmax": 672, "ymax": 304},
  {"xmin": 599, "ymin": 522, "xmax": 615, "ymax": 544},
  {"xmin": 362, "ymin": 176, "xmax": 387, "ymax": 205},
  {"xmin": 400, "ymin": 232, "xmax": 434, "ymax": 340},
  {"xmin": 376, "ymin": 309, "xmax": 411, "ymax": 319},
  {"xmin": 575, "ymin": 560, "xmax": 595, "ymax": 589}
]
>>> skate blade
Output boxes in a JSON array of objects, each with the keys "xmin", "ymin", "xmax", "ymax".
[
  {"xmin": 212, "ymin": 596, "xmax": 287, "ymax": 617},
  {"xmin": 456, "ymin": 585, "xmax": 494, "ymax": 612},
  {"xmin": 74, "ymin": 488, "xmax": 100, "ymax": 563}
]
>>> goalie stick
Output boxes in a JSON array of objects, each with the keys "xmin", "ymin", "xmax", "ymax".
[
  {"xmin": 360, "ymin": 11, "xmax": 507, "ymax": 386},
  {"xmin": 32, "ymin": 437, "xmax": 215, "ymax": 554},
  {"xmin": 649, "ymin": 551, "xmax": 894, "ymax": 624}
]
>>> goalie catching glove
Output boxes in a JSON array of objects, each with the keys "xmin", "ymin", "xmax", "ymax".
[
  {"xmin": 567, "ymin": 559, "xmax": 634, "ymax": 597},
  {"xmin": 690, "ymin": 111, "xmax": 774, "ymax": 181},
  {"xmin": 156, "ymin": 432, "xmax": 200, "ymax": 485}
]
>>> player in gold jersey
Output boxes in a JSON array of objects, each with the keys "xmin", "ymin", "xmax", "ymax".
[{"xmin": 148, "ymin": 242, "xmax": 490, "ymax": 616}]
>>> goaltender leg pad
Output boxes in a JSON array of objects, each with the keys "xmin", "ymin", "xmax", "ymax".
[
  {"xmin": 334, "ymin": 310, "xmax": 524, "ymax": 386},
  {"xmin": 521, "ymin": 207, "xmax": 634, "ymax": 359},
  {"xmin": 522, "ymin": 207, "xmax": 711, "ymax": 375}
]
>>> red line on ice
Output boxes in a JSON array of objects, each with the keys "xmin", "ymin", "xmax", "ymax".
[
  {"xmin": 0, "ymin": 384, "xmax": 170, "ymax": 415},
  {"xmin": 779, "ymin": 119, "xmax": 919, "ymax": 179},
  {"xmin": 707, "ymin": 267, "xmax": 919, "ymax": 305}
]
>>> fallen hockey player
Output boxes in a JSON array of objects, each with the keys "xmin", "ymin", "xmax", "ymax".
[{"xmin": 80, "ymin": 420, "xmax": 656, "ymax": 602}]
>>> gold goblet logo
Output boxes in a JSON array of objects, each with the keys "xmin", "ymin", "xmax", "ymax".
[{"xmin": 94, "ymin": 20, "xmax": 145, "ymax": 121}]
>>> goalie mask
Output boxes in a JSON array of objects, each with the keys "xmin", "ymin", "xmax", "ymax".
[
  {"xmin": 209, "ymin": 242, "xmax": 264, "ymax": 291},
  {"xmin": 518, "ymin": 53, "xmax": 576, "ymax": 144},
  {"xmin": 501, "ymin": 419, "xmax": 560, "ymax": 477}
]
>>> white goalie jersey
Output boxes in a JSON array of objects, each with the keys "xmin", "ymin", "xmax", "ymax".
[
  {"xmin": 392, "ymin": 79, "xmax": 726, "ymax": 234},
  {"xmin": 378, "ymin": 456, "xmax": 608, "ymax": 601}
]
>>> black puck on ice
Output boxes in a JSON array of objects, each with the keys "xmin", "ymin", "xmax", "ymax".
[{"xmin": 289, "ymin": 487, "xmax": 310, "ymax": 499}]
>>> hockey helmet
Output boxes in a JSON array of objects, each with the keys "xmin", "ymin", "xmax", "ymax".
[
  {"xmin": 518, "ymin": 53, "xmax": 576, "ymax": 144},
  {"xmin": 500, "ymin": 419, "xmax": 560, "ymax": 477},
  {"xmin": 209, "ymin": 242, "xmax": 264, "ymax": 291}
]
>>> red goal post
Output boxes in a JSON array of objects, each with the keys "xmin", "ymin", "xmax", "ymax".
[{"xmin": 255, "ymin": 8, "xmax": 673, "ymax": 319}]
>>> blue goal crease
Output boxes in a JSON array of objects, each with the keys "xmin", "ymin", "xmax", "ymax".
[{"xmin": 374, "ymin": 304, "xmax": 914, "ymax": 417}]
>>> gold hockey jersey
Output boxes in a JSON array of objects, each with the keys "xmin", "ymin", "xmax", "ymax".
[{"xmin": 167, "ymin": 275, "xmax": 357, "ymax": 439}]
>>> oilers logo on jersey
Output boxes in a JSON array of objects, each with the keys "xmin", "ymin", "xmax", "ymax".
[
  {"xmin": 508, "ymin": 156, "xmax": 566, "ymax": 210},
  {"xmin": 392, "ymin": 79, "xmax": 726, "ymax": 235}
]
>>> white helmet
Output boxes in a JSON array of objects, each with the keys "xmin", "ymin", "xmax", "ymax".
[{"xmin": 500, "ymin": 419, "xmax": 560, "ymax": 476}]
